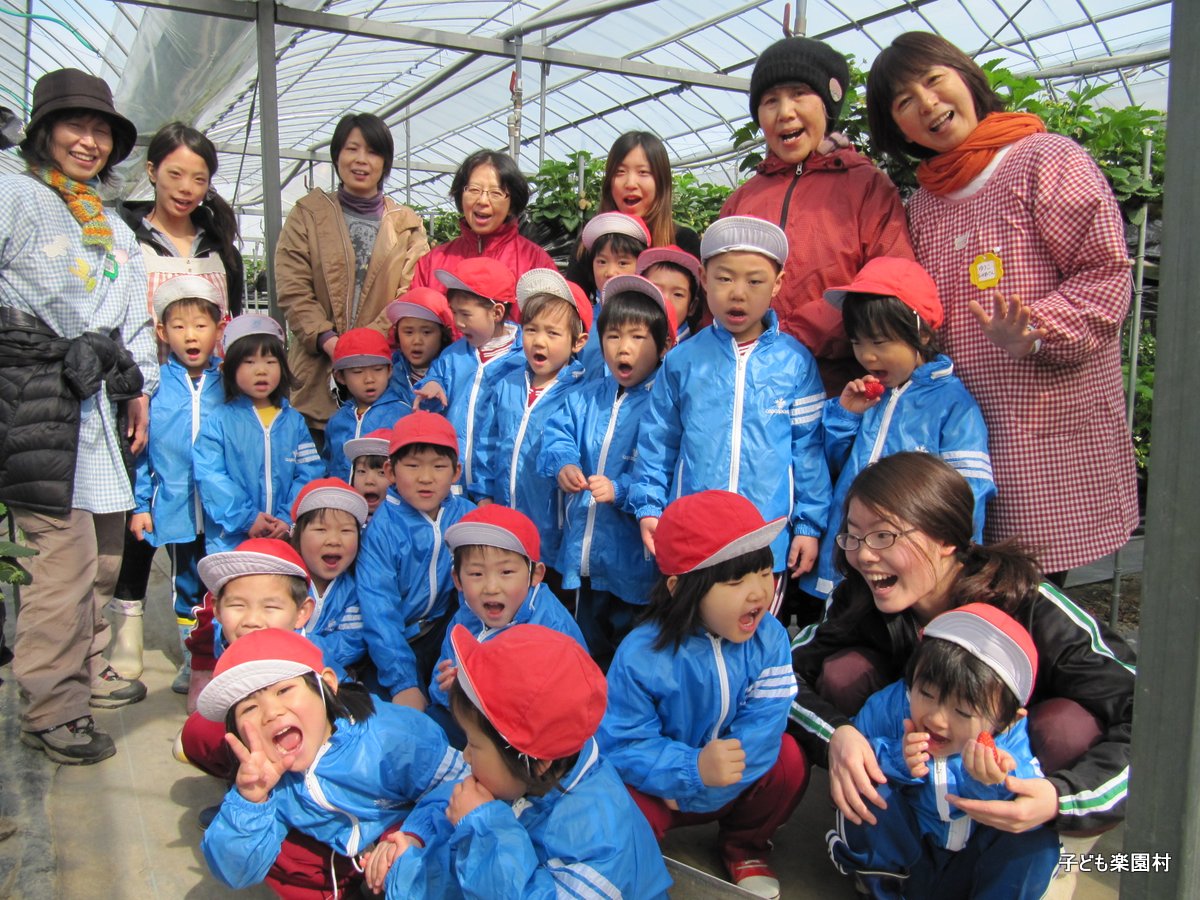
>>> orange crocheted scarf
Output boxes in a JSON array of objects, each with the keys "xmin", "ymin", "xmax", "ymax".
[
  {"xmin": 916, "ymin": 112, "xmax": 1047, "ymax": 196},
  {"xmin": 33, "ymin": 165, "xmax": 114, "ymax": 254}
]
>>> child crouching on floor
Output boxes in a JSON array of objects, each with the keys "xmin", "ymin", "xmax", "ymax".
[
  {"xmin": 199, "ymin": 629, "xmax": 466, "ymax": 897},
  {"xmin": 826, "ymin": 603, "xmax": 1060, "ymax": 899}
]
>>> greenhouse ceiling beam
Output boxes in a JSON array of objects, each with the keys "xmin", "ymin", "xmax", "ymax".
[
  {"xmin": 974, "ymin": 1, "xmax": 1171, "ymax": 59},
  {"xmin": 1017, "ymin": 49, "xmax": 1170, "ymax": 80}
]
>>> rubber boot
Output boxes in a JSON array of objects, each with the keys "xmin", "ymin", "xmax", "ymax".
[
  {"xmin": 171, "ymin": 623, "xmax": 193, "ymax": 695},
  {"xmin": 105, "ymin": 599, "xmax": 145, "ymax": 680}
]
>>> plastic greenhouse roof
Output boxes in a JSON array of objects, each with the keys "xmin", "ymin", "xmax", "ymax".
[{"xmin": 0, "ymin": 0, "xmax": 1173, "ymax": 245}]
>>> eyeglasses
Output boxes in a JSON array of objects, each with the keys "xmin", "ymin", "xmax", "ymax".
[
  {"xmin": 834, "ymin": 529, "xmax": 916, "ymax": 552},
  {"xmin": 463, "ymin": 185, "xmax": 509, "ymax": 203}
]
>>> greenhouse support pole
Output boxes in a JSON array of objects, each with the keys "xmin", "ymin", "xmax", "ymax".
[
  {"xmin": 256, "ymin": 0, "xmax": 284, "ymax": 322},
  {"xmin": 1123, "ymin": 2, "xmax": 1200, "ymax": 897},
  {"xmin": 509, "ymin": 36, "xmax": 524, "ymax": 161},
  {"xmin": 538, "ymin": 30, "xmax": 548, "ymax": 169},
  {"xmin": 405, "ymin": 110, "xmax": 412, "ymax": 207}
]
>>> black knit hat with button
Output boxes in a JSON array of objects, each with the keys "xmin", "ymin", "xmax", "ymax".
[{"xmin": 749, "ymin": 37, "xmax": 851, "ymax": 128}]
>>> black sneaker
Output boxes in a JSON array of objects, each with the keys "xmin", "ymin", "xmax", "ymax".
[
  {"xmin": 90, "ymin": 665, "xmax": 147, "ymax": 708},
  {"xmin": 198, "ymin": 804, "xmax": 220, "ymax": 830},
  {"xmin": 21, "ymin": 716, "xmax": 116, "ymax": 765}
]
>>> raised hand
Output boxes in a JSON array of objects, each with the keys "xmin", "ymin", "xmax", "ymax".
[{"xmin": 226, "ymin": 727, "xmax": 292, "ymax": 804}]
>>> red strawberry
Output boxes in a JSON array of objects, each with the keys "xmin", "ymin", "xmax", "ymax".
[
  {"xmin": 977, "ymin": 731, "xmax": 1001, "ymax": 764},
  {"xmin": 864, "ymin": 381, "xmax": 885, "ymax": 400}
]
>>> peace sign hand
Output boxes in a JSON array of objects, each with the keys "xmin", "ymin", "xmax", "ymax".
[{"xmin": 226, "ymin": 728, "xmax": 292, "ymax": 804}]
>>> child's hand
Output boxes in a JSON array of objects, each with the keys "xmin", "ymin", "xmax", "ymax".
[
  {"xmin": 902, "ymin": 718, "xmax": 931, "ymax": 778},
  {"xmin": 127, "ymin": 394, "xmax": 150, "ymax": 455},
  {"xmin": 787, "ymin": 534, "xmax": 818, "ymax": 577},
  {"xmin": 362, "ymin": 831, "xmax": 418, "ymax": 894},
  {"xmin": 557, "ymin": 464, "xmax": 588, "ymax": 493},
  {"xmin": 391, "ymin": 687, "xmax": 427, "ymax": 712},
  {"xmin": 968, "ymin": 290, "xmax": 1047, "ymax": 360},
  {"xmin": 587, "ymin": 475, "xmax": 615, "ymax": 504},
  {"xmin": 129, "ymin": 513, "xmax": 154, "ymax": 541},
  {"xmin": 639, "ymin": 517, "xmax": 659, "ymax": 557},
  {"xmin": 413, "ymin": 381, "xmax": 448, "ymax": 408},
  {"xmin": 962, "ymin": 733, "xmax": 1015, "ymax": 786},
  {"xmin": 447, "ymin": 775, "xmax": 495, "ymax": 826},
  {"xmin": 226, "ymin": 728, "xmax": 290, "ymax": 804},
  {"xmin": 435, "ymin": 658, "xmax": 458, "ymax": 693},
  {"xmin": 475, "ymin": 497, "xmax": 494, "ymax": 508},
  {"xmin": 698, "ymin": 737, "xmax": 745, "ymax": 787},
  {"xmin": 248, "ymin": 512, "xmax": 276, "ymax": 538},
  {"xmin": 839, "ymin": 377, "xmax": 885, "ymax": 414},
  {"xmin": 262, "ymin": 515, "xmax": 290, "ymax": 540}
]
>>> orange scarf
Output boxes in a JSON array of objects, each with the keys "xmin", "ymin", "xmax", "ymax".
[{"xmin": 916, "ymin": 112, "xmax": 1047, "ymax": 196}]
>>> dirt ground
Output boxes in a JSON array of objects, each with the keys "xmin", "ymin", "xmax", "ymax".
[{"xmin": 1065, "ymin": 574, "xmax": 1142, "ymax": 632}]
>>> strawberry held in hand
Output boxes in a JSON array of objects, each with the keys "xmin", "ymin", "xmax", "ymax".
[
  {"xmin": 977, "ymin": 731, "xmax": 1001, "ymax": 764},
  {"xmin": 864, "ymin": 380, "xmax": 885, "ymax": 400}
]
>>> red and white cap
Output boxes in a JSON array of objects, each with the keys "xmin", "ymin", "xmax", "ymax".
[
  {"xmin": 152, "ymin": 274, "xmax": 226, "ymax": 322},
  {"xmin": 514, "ymin": 268, "xmax": 593, "ymax": 334},
  {"xmin": 700, "ymin": 216, "xmax": 788, "ymax": 265},
  {"xmin": 332, "ymin": 327, "xmax": 392, "ymax": 370},
  {"xmin": 344, "ymin": 427, "xmax": 393, "ymax": 462},
  {"xmin": 389, "ymin": 410, "xmax": 459, "ymax": 457},
  {"xmin": 197, "ymin": 628, "xmax": 325, "ymax": 721},
  {"xmin": 452, "ymin": 623, "xmax": 606, "ymax": 759},
  {"xmin": 198, "ymin": 537, "xmax": 310, "ymax": 597},
  {"xmin": 636, "ymin": 244, "xmax": 702, "ymax": 285},
  {"xmin": 600, "ymin": 273, "xmax": 677, "ymax": 344},
  {"xmin": 654, "ymin": 490, "xmax": 785, "ymax": 576},
  {"xmin": 444, "ymin": 504, "xmax": 540, "ymax": 563},
  {"xmin": 823, "ymin": 257, "xmax": 944, "ymax": 329},
  {"xmin": 436, "ymin": 257, "xmax": 517, "ymax": 307},
  {"xmin": 386, "ymin": 287, "xmax": 455, "ymax": 332},
  {"xmin": 290, "ymin": 477, "xmax": 369, "ymax": 527},
  {"xmin": 923, "ymin": 603, "xmax": 1039, "ymax": 705},
  {"xmin": 222, "ymin": 313, "xmax": 285, "ymax": 355},
  {"xmin": 581, "ymin": 212, "xmax": 651, "ymax": 251}
]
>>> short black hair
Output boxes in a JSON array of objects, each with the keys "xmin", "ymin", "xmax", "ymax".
[
  {"xmin": 388, "ymin": 441, "xmax": 459, "ymax": 469},
  {"xmin": 330, "ymin": 113, "xmax": 394, "ymax": 189},
  {"xmin": 221, "ymin": 333, "xmax": 292, "ymax": 405},
  {"xmin": 645, "ymin": 546, "xmax": 775, "ymax": 652},
  {"xmin": 642, "ymin": 260, "xmax": 703, "ymax": 334},
  {"xmin": 842, "ymin": 293, "xmax": 940, "ymax": 362},
  {"xmin": 352, "ymin": 454, "xmax": 389, "ymax": 472},
  {"xmin": 580, "ymin": 232, "xmax": 648, "ymax": 296},
  {"xmin": 452, "ymin": 543, "xmax": 536, "ymax": 575},
  {"xmin": 905, "ymin": 636, "xmax": 1022, "ymax": 730},
  {"xmin": 521, "ymin": 293, "xmax": 586, "ymax": 343},
  {"xmin": 597, "ymin": 291, "xmax": 670, "ymax": 356},
  {"xmin": 451, "ymin": 150, "xmax": 530, "ymax": 217},
  {"xmin": 447, "ymin": 288, "xmax": 506, "ymax": 315},
  {"xmin": 289, "ymin": 507, "xmax": 362, "ymax": 562},
  {"xmin": 215, "ymin": 572, "xmax": 308, "ymax": 608}
]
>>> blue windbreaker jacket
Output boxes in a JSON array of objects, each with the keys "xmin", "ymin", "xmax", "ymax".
[
  {"xmin": 193, "ymin": 396, "xmax": 325, "ymax": 552},
  {"xmin": 538, "ymin": 374, "xmax": 658, "ymax": 602},
  {"xmin": 325, "ymin": 393, "xmax": 412, "ymax": 481},
  {"xmin": 357, "ymin": 489, "xmax": 475, "ymax": 695},
  {"xmin": 598, "ymin": 615, "xmax": 797, "ymax": 813},
  {"xmin": 133, "ymin": 356, "xmax": 224, "ymax": 545},
  {"xmin": 627, "ymin": 312, "xmax": 830, "ymax": 570},
  {"xmin": 302, "ymin": 572, "xmax": 366, "ymax": 673},
  {"xmin": 202, "ymin": 703, "xmax": 467, "ymax": 889},
  {"xmin": 802, "ymin": 355, "xmax": 995, "ymax": 598}
]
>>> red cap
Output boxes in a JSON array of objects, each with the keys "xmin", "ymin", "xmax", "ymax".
[
  {"xmin": 515, "ymin": 268, "xmax": 593, "ymax": 334},
  {"xmin": 600, "ymin": 273, "xmax": 677, "ymax": 345},
  {"xmin": 388, "ymin": 410, "xmax": 459, "ymax": 457},
  {"xmin": 444, "ymin": 504, "xmax": 540, "ymax": 562},
  {"xmin": 654, "ymin": 490, "xmax": 785, "ymax": 576},
  {"xmin": 637, "ymin": 244, "xmax": 702, "ymax": 285},
  {"xmin": 436, "ymin": 257, "xmax": 517, "ymax": 307},
  {"xmin": 197, "ymin": 629, "xmax": 325, "ymax": 721},
  {"xmin": 387, "ymin": 287, "xmax": 456, "ymax": 333},
  {"xmin": 581, "ymin": 212, "xmax": 651, "ymax": 251},
  {"xmin": 823, "ymin": 257, "xmax": 943, "ymax": 329},
  {"xmin": 332, "ymin": 328, "xmax": 393, "ymax": 370},
  {"xmin": 452, "ymin": 623, "xmax": 606, "ymax": 759},
  {"xmin": 290, "ymin": 477, "xmax": 369, "ymax": 526},
  {"xmin": 923, "ymin": 603, "xmax": 1039, "ymax": 705},
  {"xmin": 197, "ymin": 538, "xmax": 310, "ymax": 596}
]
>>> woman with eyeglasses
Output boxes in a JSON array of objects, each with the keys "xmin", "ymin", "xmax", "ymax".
[
  {"xmin": 276, "ymin": 112, "xmax": 430, "ymax": 445},
  {"xmin": 791, "ymin": 452, "xmax": 1135, "ymax": 849},
  {"xmin": 409, "ymin": 149, "xmax": 555, "ymax": 309}
]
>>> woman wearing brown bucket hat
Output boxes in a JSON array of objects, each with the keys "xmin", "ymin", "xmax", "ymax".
[{"xmin": 0, "ymin": 68, "xmax": 157, "ymax": 765}]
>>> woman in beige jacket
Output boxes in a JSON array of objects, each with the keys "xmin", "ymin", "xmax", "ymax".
[{"xmin": 276, "ymin": 113, "xmax": 429, "ymax": 439}]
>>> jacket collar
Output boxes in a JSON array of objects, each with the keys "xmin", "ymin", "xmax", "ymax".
[
  {"xmin": 165, "ymin": 354, "xmax": 220, "ymax": 378},
  {"xmin": 755, "ymin": 145, "xmax": 868, "ymax": 176},
  {"xmin": 909, "ymin": 354, "xmax": 954, "ymax": 385},
  {"xmin": 456, "ymin": 216, "xmax": 521, "ymax": 248},
  {"xmin": 709, "ymin": 308, "xmax": 781, "ymax": 350}
]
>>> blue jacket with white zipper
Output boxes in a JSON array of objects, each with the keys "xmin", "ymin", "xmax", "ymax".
[
  {"xmin": 302, "ymin": 571, "xmax": 366, "ymax": 674},
  {"xmin": 627, "ymin": 312, "xmax": 830, "ymax": 571},
  {"xmin": 324, "ymin": 392, "xmax": 412, "ymax": 481}
]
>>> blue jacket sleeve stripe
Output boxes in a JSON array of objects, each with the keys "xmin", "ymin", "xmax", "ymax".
[
  {"xmin": 547, "ymin": 858, "xmax": 624, "ymax": 900},
  {"xmin": 790, "ymin": 393, "xmax": 824, "ymax": 426},
  {"xmin": 430, "ymin": 747, "xmax": 469, "ymax": 789}
]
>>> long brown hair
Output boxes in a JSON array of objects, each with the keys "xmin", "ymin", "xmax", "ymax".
[{"xmin": 598, "ymin": 132, "xmax": 676, "ymax": 246}]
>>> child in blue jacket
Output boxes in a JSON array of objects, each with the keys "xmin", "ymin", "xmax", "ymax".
[
  {"xmin": 629, "ymin": 217, "xmax": 831, "ymax": 602},
  {"xmin": 574, "ymin": 212, "xmax": 650, "ymax": 378},
  {"xmin": 127, "ymin": 276, "xmax": 226, "ymax": 690},
  {"xmin": 412, "ymin": 257, "xmax": 524, "ymax": 496},
  {"xmin": 363, "ymin": 623, "xmax": 672, "ymax": 900},
  {"xmin": 198, "ymin": 628, "xmax": 466, "ymax": 898},
  {"xmin": 825, "ymin": 603, "xmax": 1061, "ymax": 899},
  {"xmin": 598, "ymin": 490, "xmax": 807, "ymax": 899},
  {"xmin": 385, "ymin": 286, "xmax": 455, "ymax": 407},
  {"xmin": 638, "ymin": 244, "xmax": 704, "ymax": 344},
  {"xmin": 539, "ymin": 274, "xmax": 674, "ymax": 668},
  {"xmin": 356, "ymin": 411, "xmax": 475, "ymax": 710},
  {"xmin": 802, "ymin": 256, "xmax": 994, "ymax": 600},
  {"xmin": 474, "ymin": 268, "xmax": 590, "ymax": 571},
  {"xmin": 324, "ymin": 327, "xmax": 411, "ymax": 479},
  {"xmin": 427, "ymin": 505, "xmax": 586, "ymax": 744},
  {"xmin": 193, "ymin": 315, "xmax": 325, "ymax": 552}
]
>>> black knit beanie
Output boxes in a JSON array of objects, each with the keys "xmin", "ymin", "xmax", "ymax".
[{"xmin": 749, "ymin": 37, "xmax": 851, "ymax": 128}]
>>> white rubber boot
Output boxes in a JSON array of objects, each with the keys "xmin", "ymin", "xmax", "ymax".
[{"xmin": 105, "ymin": 598, "xmax": 145, "ymax": 680}]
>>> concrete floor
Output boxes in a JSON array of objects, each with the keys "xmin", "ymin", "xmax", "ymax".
[{"xmin": 0, "ymin": 550, "xmax": 1125, "ymax": 898}]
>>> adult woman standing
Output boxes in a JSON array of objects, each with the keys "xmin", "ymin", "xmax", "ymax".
[
  {"xmin": 866, "ymin": 32, "xmax": 1138, "ymax": 579},
  {"xmin": 409, "ymin": 149, "xmax": 554, "ymax": 293},
  {"xmin": 0, "ymin": 69, "xmax": 157, "ymax": 764},
  {"xmin": 276, "ymin": 113, "xmax": 429, "ymax": 440},
  {"xmin": 791, "ymin": 453, "xmax": 1134, "ymax": 841}
]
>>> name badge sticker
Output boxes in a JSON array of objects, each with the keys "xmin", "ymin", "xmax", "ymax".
[
  {"xmin": 103, "ymin": 253, "xmax": 120, "ymax": 281},
  {"xmin": 969, "ymin": 251, "xmax": 1003, "ymax": 290}
]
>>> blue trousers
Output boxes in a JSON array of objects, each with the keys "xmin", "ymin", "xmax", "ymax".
[
  {"xmin": 575, "ymin": 580, "xmax": 641, "ymax": 672},
  {"xmin": 167, "ymin": 536, "xmax": 206, "ymax": 622}
]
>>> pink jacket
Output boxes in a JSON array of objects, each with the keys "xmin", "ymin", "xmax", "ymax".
[
  {"xmin": 721, "ymin": 147, "xmax": 913, "ymax": 394},
  {"xmin": 410, "ymin": 217, "xmax": 555, "ymax": 295}
]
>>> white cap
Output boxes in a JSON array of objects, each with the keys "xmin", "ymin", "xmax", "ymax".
[
  {"xmin": 700, "ymin": 216, "xmax": 789, "ymax": 265},
  {"xmin": 222, "ymin": 314, "xmax": 285, "ymax": 354},
  {"xmin": 152, "ymin": 275, "xmax": 225, "ymax": 322},
  {"xmin": 581, "ymin": 212, "xmax": 651, "ymax": 251}
]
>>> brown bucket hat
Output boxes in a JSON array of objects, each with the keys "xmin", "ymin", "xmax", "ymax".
[{"xmin": 26, "ymin": 68, "xmax": 137, "ymax": 164}]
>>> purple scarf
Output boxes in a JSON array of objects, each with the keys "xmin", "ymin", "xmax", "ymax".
[{"xmin": 337, "ymin": 186, "xmax": 385, "ymax": 218}]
